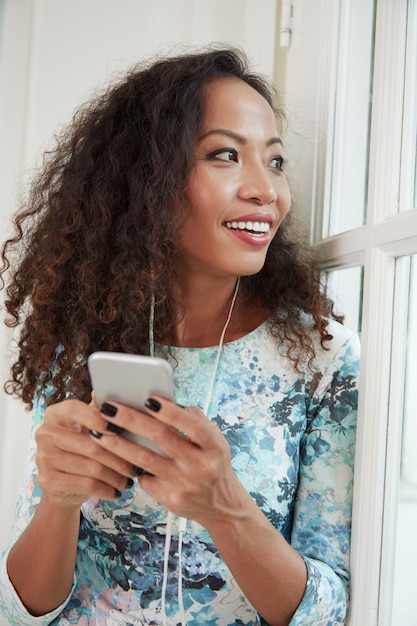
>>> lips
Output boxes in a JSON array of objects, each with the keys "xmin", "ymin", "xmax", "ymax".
[{"xmin": 222, "ymin": 214, "xmax": 274, "ymax": 247}]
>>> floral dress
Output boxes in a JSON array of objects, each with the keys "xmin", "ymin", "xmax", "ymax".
[{"xmin": 0, "ymin": 319, "xmax": 360, "ymax": 625}]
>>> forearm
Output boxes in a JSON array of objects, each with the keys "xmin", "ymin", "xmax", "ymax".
[
  {"xmin": 205, "ymin": 483, "xmax": 307, "ymax": 626},
  {"xmin": 7, "ymin": 495, "xmax": 80, "ymax": 617}
]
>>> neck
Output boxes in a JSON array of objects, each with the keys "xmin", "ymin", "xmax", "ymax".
[{"xmin": 174, "ymin": 277, "xmax": 241, "ymax": 348}]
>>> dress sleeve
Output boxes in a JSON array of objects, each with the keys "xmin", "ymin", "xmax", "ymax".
[
  {"xmin": 0, "ymin": 393, "xmax": 76, "ymax": 626},
  {"xmin": 287, "ymin": 331, "xmax": 360, "ymax": 625}
]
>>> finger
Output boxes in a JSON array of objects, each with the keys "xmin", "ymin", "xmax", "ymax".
[
  {"xmin": 37, "ymin": 438, "xmax": 135, "ymax": 489},
  {"xmin": 36, "ymin": 427, "xmax": 137, "ymax": 502},
  {"xmin": 35, "ymin": 432, "xmax": 139, "ymax": 510},
  {"xmin": 36, "ymin": 422, "xmax": 135, "ymax": 479},
  {"xmin": 38, "ymin": 465, "xmax": 132, "ymax": 503},
  {"xmin": 44, "ymin": 398, "xmax": 113, "ymax": 437},
  {"xmin": 143, "ymin": 397, "xmax": 226, "ymax": 451},
  {"xmin": 96, "ymin": 401, "xmax": 196, "ymax": 460},
  {"xmin": 39, "ymin": 459, "xmax": 135, "ymax": 496},
  {"xmin": 95, "ymin": 411, "xmax": 218, "ymax": 487},
  {"xmin": 93, "ymin": 428, "xmax": 178, "ymax": 479}
]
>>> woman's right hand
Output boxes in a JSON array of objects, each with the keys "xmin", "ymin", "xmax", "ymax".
[{"xmin": 34, "ymin": 399, "xmax": 136, "ymax": 508}]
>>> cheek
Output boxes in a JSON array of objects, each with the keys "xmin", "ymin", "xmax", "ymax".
[
  {"xmin": 187, "ymin": 169, "xmax": 235, "ymax": 214},
  {"xmin": 278, "ymin": 182, "xmax": 291, "ymax": 217},
  {"xmin": 185, "ymin": 178, "xmax": 210, "ymax": 223}
]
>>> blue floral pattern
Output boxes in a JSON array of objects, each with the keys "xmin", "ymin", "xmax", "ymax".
[{"xmin": 0, "ymin": 319, "xmax": 360, "ymax": 625}]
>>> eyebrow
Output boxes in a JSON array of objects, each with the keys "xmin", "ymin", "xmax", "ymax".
[{"xmin": 198, "ymin": 129, "xmax": 283, "ymax": 148}]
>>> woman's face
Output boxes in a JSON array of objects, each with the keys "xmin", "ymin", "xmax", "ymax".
[{"xmin": 176, "ymin": 76, "xmax": 291, "ymax": 283}]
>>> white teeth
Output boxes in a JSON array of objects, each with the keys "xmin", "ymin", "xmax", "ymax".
[{"xmin": 225, "ymin": 221, "xmax": 270, "ymax": 233}]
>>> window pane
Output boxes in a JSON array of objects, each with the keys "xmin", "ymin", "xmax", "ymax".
[
  {"xmin": 413, "ymin": 140, "xmax": 417, "ymax": 207},
  {"xmin": 401, "ymin": 0, "xmax": 417, "ymax": 211},
  {"xmin": 324, "ymin": 0, "xmax": 375, "ymax": 236},
  {"xmin": 391, "ymin": 255, "xmax": 417, "ymax": 624},
  {"xmin": 324, "ymin": 266, "xmax": 363, "ymax": 333},
  {"xmin": 413, "ymin": 133, "xmax": 417, "ymax": 207}
]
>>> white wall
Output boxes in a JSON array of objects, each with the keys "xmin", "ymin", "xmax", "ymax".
[{"xmin": 0, "ymin": 0, "xmax": 278, "ymax": 565}]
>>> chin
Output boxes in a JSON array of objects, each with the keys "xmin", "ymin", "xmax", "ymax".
[{"xmin": 237, "ymin": 262, "xmax": 267, "ymax": 277}]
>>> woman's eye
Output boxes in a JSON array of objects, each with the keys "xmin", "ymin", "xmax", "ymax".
[
  {"xmin": 208, "ymin": 149, "xmax": 238, "ymax": 162},
  {"xmin": 270, "ymin": 156, "xmax": 285, "ymax": 171}
]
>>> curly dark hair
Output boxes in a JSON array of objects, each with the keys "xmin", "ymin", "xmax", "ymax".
[{"xmin": 0, "ymin": 46, "xmax": 339, "ymax": 409}]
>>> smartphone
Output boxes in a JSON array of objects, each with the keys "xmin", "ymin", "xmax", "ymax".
[{"xmin": 87, "ymin": 351, "xmax": 174, "ymax": 455}]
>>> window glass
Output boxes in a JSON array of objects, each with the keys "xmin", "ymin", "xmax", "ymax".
[
  {"xmin": 413, "ymin": 132, "xmax": 417, "ymax": 208},
  {"xmin": 413, "ymin": 139, "xmax": 417, "ymax": 207},
  {"xmin": 324, "ymin": 266, "xmax": 363, "ymax": 333},
  {"xmin": 391, "ymin": 255, "xmax": 417, "ymax": 624},
  {"xmin": 400, "ymin": 0, "xmax": 417, "ymax": 211},
  {"xmin": 323, "ymin": 0, "xmax": 375, "ymax": 237}
]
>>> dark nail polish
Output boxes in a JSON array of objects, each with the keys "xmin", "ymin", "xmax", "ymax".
[
  {"xmin": 114, "ymin": 489, "xmax": 122, "ymax": 499},
  {"xmin": 126, "ymin": 477, "xmax": 135, "ymax": 489},
  {"xmin": 145, "ymin": 398, "xmax": 161, "ymax": 412},
  {"xmin": 100, "ymin": 402, "xmax": 118, "ymax": 418},
  {"xmin": 106, "ymin": 422, "xmax": 124, "ymax": 434},
  {"xmin": 131, "ymin": 465, "xmax": 145, "ymax": 477},
  {"xmin": 90, "ymin": 429, "xmax": 103, "ymax": 439}
]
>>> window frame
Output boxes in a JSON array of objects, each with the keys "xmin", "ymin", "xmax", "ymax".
[{"xmin": 310, "ymin": 0, "xmax": 417, "ymax": 623}]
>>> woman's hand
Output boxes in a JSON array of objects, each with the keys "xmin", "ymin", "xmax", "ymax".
[
  {"xmin": 35, "ymin": 399, "xmax": 137, "ymax": 508},
  {"xmin": 92, "ymin": 397, "xmax": 248, "ymax": 526},
  {"xmin": 34, "ymin": 396, "xmax": 306, "ymax": 625}
]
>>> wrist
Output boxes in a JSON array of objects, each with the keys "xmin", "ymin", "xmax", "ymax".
[
  {"xmin": 39, "ymin": 493, "xmax": 83, "ymax": 519},
  {"xmin": 201, "ymin": 481, "xmax": 259, "ymax": 540}
]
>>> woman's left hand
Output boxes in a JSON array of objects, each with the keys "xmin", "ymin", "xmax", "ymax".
[{"xmin": 92, "ymin": 397, "xmax": 246, "ymax": 526}]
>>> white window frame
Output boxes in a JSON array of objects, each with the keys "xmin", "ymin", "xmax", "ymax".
[{"xmin": 313, "ymin": 0, "xmax": 417, "ymax": 624}]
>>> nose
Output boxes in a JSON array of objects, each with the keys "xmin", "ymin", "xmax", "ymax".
[{"xmin": 238, "ymin": 163, "xmax": 278, "ymax": 205}]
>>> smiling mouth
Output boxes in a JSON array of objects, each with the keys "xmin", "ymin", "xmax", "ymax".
[{"xmin": 224, "ymin": 221, "xmax": 271, "ymax": 234}]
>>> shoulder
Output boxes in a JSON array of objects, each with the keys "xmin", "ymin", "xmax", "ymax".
[
  {"xmin": 309, "ymin": 319, "xmax": 360, "ymax": 400},
  {"xmin": 267, "ymin": 314, "xmax": 360, "ymax": 387},
  {"xmin": 323, "ymin": 318, "xmax": 360, "ymax": 356},
  {"xmin": 262, "ymin": 315, "xmax": 360, "ymax": 364}
]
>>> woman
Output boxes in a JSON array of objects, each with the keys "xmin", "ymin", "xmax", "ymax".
[{"xmin": 0, "ymin": 47, "xmax": 359, "ymax": 625}]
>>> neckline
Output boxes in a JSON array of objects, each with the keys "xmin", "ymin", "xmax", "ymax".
[{"xmin": 156, "ymin": 319, "xmax": 270, "ymax": 352}]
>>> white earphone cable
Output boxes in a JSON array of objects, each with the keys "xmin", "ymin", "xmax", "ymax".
[
  {"xmin": 202, "ymin": 277, "xmax": 240, "ymax": 416},
  {"xmin": 149, "ymin": 278, "xmax": 240, "ymax": 625},
  {"xmin": 149, "ymin": 293, "xmax": 155, "ymax": 358},
  {"xmin": 161, "ymin": 510, "xmax": 173, "ymax": 626},
  {"xmin": 177, "ymin": 517, "xmax": 187, "ymax": 626}
]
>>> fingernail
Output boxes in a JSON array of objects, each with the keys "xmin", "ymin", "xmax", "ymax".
[
  {"xmin": 126, "ymin": 477, "xmax": 135, "ymax": 489},
  {"xmin": 145, "ymin": 398, "xmax": 161, "ymax": 412},
  {"xmin": 90, "ymin": 429, "xmax": 103, "ymax": 439},
  {"xmin": 114, "ymin": 489, "xmax": 122, "ymax": 499},
  {"xmin": 131, "ymin": 465, "xmax": 145, "ymax": 477},
  {"xmin": 106, "ymin": 422, "xmax": 124, "ymax": 434},
  {"xmin": 176, "ymin": 403, "xmax": 186, "ymax": 408},
  {"xmin": 100, "ymin": 402, "xmax": 118, "ymax": 418}
]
